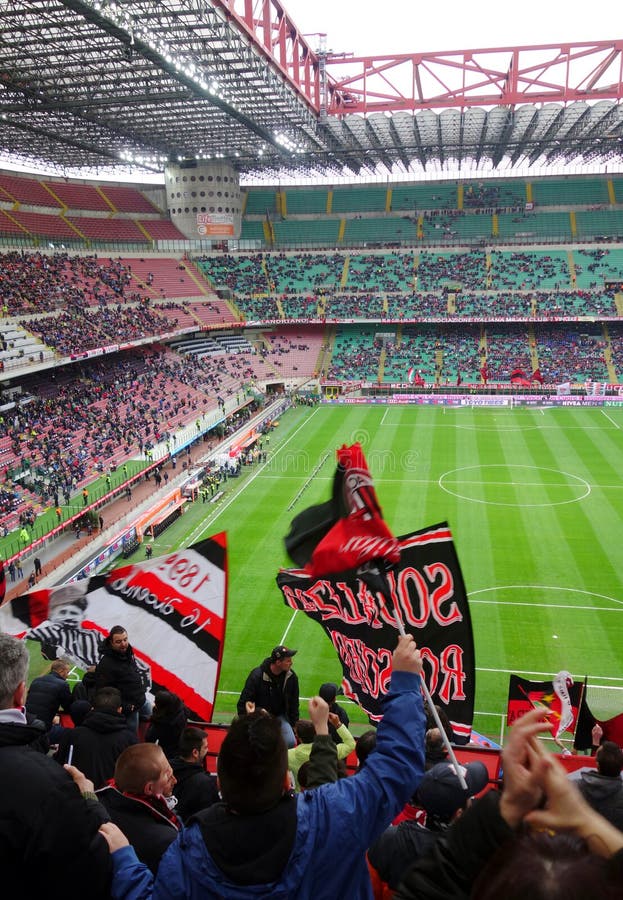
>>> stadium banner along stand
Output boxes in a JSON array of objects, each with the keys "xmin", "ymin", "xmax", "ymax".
[{"xmin": 0, "ymin": 534, "xmax": 227, "ymax": 722}]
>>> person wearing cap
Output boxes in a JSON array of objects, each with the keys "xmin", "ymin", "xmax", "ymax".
[
  {"xmin": 367, "ymin": 760, "xmax": 489, "ymax": 893},
  {"xmin": 236, "ymin": 645, "xmax": 300, "ymax": 748},
  {"xmin": 318, "ymin": 682, "xmax": 350, "ymax": 745}
]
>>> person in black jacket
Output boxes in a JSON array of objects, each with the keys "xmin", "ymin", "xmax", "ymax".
[
  {"xmin": 94, "ymin": 625, "xmax": 151, "ymax": 733},
  {"xmin": 236, "ymin": 645, "xmax": 299, "ymax": 748},
  {"xmin": 145, "ymin": 689, "xmax": 188, "ymax": 759},
  {"xmin": 96, "ymin": 742, "xmax": 182, "ymax": 874},
  {"xmin": 568, "ymin": 740, "xmax": 623, "ymax": 830},
  {"xmin": 54, "ymin": 686, "xmax": 138, "ymax": 788},
  {"xmin": 71, "ymin": 664, "xmax": 97, "ymax": 706},
  {"xmin": 170, "ymin": 726, "xmax": 219, "ymax": 822},
  {"xmin": 0, "ymin": 632, "xmax": 112, "ymax": 898},
  {"xmin": 25, "ymin": 658, "xmax": 73, "ymax": 729}
]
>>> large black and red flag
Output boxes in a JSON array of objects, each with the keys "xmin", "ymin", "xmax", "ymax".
[
  {"xmin": 0, "ymin": 534, "xmax": 227, "ymax": 722},
  {"xmin": 507, "ymin": 672, "xmax": 584, "ymax": 742},
  {"xmin": 284, "ymin": 443, "xmax": 400, "ymax": 578},
  {"xmin": 278, "ymin": 444, "xmax": 475, "ymax": 742}
]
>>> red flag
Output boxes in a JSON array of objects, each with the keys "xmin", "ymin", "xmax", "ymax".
[
  {"xmin": 507, "ymin": 672, "xmax": 583, "ymax": 740},
  {"xmin": 300, "ymin": 444, "xmax": 400, "ymax": 578},
  {"xmin": 531, "ymin": 368, "xmax": 544, "ymax": 384},
  {"xmin": 597, "ymin": 712, "xmax": 623, "ymax": 746}
]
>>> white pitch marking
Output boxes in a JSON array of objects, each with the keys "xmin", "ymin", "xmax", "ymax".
[{"xmin": 601, "ymin": 409, "xmax": 621, "ymax": 429}]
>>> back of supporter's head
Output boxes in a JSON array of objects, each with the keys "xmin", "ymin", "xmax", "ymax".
[
  {"xmin": 294, "ymin": 719, "xmax": 315, "ymax": 744},
  {"xmin": 177, "ymin": 726, "xmax": 208, "ymax": 760},
  {"xmin": 473, "ymin": 830, "xmax": 621, "ymax": 900},
  {"xmin": 425, "ymin": 727, "xmax": 444, "ymax": 753},
  {"xmin": 425, "ymin": 704, "xmax": 455, "ymax": 741},
  {"xmin": 114, "ymin": 743, "xmax": 168, "ymax": 794},
  {"xmin": 217, "ymin": 711, "xmax": 287, "ymax": 814},
  {"xmin": 596, "ymin": 740, "xmax": 623, "ymax": 777},
  {"xmin": 152, "ymin": 689, "xmax": 183, "ymax": 721},
  {"xmin": 93, "ymin": 686, "xmax": 122, "ymax": 713},
  {"xmin": 318, "ymin": 682, "xmax": 338, "ymax": 705},
  {"xmin": 0, "ymin": 633, "xmax": 29, "ymax": 709},
  {"xmin": 50, "ymin": 659, "xmax": 70, "ymax": 678},
  {"xmin": 356, "ymin": 728, "xmax": 377, "ymax": 769},
  {"xmin": 70, "ymin": 700, "xmax": 92, "ymax": 726}
]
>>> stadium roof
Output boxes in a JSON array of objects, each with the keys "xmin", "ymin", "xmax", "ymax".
[{"xmin": 2, "ymin": 1, "xmax": 623, "ymax": 180}]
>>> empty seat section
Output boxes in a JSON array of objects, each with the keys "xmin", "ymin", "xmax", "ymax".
[
  {"xmin": 66, "ymin": 217, "xmax": 149, "ymax": 242},
  {"xmin": 272, "ymin": 219, "xmax": 340, "ymax": 246},
  {"xmin": 244, "ymin": 189, "xmax": 277, "ymax": 215},
  {"xmin": 332, "ymin": 186, "xmax": 387, "ymax": 213},
  {"xmin": 530, "ymin": 177, "xmax": 610, "ymax": 206},
  {"xmin": 138, "ymin": 219, "xmax": 187, "ymax": 240},
  {"xmin": 9, "ymin": 210, "xmax": 79, "ymax": 240},
  {"xmin": 101, "ymin": 185, "xmax": 160, "ymax": 214},
  {"xmin": 284, "ymin": 188, "xmax": 328, "ymax": 214},
  {"xmin": 0, "ymin": 173, "xmax": 59, "ymax": 207}
]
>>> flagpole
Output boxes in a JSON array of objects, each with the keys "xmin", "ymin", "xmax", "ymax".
[{"xmin": 392, "ymin": 597, "xmax": 469, "ymax": 791}]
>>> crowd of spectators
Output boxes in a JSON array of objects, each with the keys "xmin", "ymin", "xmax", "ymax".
[
  {"xmin": 3, "ymin": 629, "xmax": 622, "ymax": 899},
  {"xmin": 536, "ymin": 326, "xmax": 609, "ymax": 383},
  {"xmin": 21, "ymin": 305, "xmax": 172, "ymax": 357},
  {"xmin": 0, "ymin": 251, "xmax": 153, "ymax": 315},
  {"xmin": 0, "ymin": 349, "xmax": 249, "ymax": 513}
]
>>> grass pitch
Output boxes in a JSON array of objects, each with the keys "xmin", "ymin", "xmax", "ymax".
[{"xmin": 120, "ymin": 403, "xmax": 623, "ymax": 742}]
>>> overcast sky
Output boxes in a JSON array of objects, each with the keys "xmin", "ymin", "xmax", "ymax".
[
  {"xmin": 283, "ymin": 0, "xmax": 616, "ymax": 56},
  {"xmin": 284, "ymin": 0, "xmax": 623, "ymax": 56}
]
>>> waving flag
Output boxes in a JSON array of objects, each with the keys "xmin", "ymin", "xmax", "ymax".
[
  {"xmin": 1, "ymin": 534, "xmax": 228, "ymax": 722},
  {"xmin": 507, "ymin": 672, "xmax": 583, "ymax": 741},
  {"xmin": 285, "ymin": 443, "xmax": 400, "ymax": 577},
  {"xmin": 279, "ymin": 443, "xmax": 475, "ymax": 740}
]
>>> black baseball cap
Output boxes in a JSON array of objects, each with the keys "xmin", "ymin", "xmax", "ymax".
[
  {"xmin": 415, "ymin": 761, "xmax": 489, "ymax": 820},
  {"xmin": 271, "ymin": 645, "xmax": 297, "ymax": 662}
]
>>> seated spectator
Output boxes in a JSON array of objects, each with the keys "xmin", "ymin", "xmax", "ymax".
[
  {"xmin": 170, "ymin": 726, "xmax": 219, "ymax": 822},
  {"xmin": 98, "ymin": 634, "xmax": 426, "ymax": 898},
  {"xmin": 145, "ymin": 689, "xmax": 188, "ymax": 759},
  {"xmin": 568, "ymin": 740, "xmax": 623, "ymax": 830},
  {"xmin": 368, "ymin": 760, "xmax": 489, "ymax": 893},
  {"xmin": 318, "ymin": 681, "xmax": 350, "ymax": 744},
  {"xmin": 288, "ymin": 714, "xmax": 356, "ymax": 790},
  {"xmin": 54, "ymin": 687, "xmax": 138, "ymax": 788},
  {"xmin": 25, "ymin": 658, "xmax": 73, "ymax": 729},
  {"xmin": 96, "ymin": 743, "xmax": 182, "ymax": 874}
]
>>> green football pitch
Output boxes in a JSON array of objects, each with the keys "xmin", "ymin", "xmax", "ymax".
[{"xmin": 106, "ymin": 403, "xmax": 623, "ymax": 743}]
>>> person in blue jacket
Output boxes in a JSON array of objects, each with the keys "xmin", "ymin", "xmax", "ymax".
[{"xmin": 99, "ymin": 634, "xmax": 426, "ymax": 899}]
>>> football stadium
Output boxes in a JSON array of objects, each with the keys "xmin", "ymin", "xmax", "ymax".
[{"xmin": 1, "ymin": 3, "xmax": 623, "ymax": 893}]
